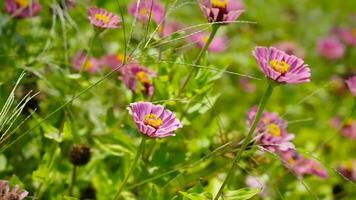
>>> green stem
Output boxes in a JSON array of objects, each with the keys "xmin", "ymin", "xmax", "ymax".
[
  {"xmin": 113, "ymin": 137, "xmax": 146, "ymax": 200},
  {"xmin": 213, "ymin": 83, "xmax": 275, "ymax": 200},
  {"xmin": 68, "ymin": 165, "xmax": 77, "ymax": 196},
  {"xmin": 179, "ymin": 24, "xmax": 220, "ymax": 96}
]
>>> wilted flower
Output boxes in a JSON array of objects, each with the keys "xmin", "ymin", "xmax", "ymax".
[
  {"xmin": 88, "ymin": 7, "xmax": 121, "ymax": 29},
  {"xmin": 247, "ymin": 107, "xmax": 294, "ymax": 152},
  {"xmin": 317, "ymin": 36, "xmax": 345, "ymax": 60},
  {"xmin": 337, "ymin": 160, "xmax": 356, "ymax": 181},
  {"xmin": 279, "ymin": 150, "xmax": 328, "ymax": 179},
  {"xmin": 345, "ymin": 76, "xmax": 356, "ymax": 96},
  {"xmin": 127, "ymin": 102, "xmax": 183, "ymax": 138},
  {"xmin": 0, "ymin": 180, "xmax": 28, "ymax": 200},
  {"xmin": 341, "ymin": 119, "xmax": 356, "ymax": 140},
  {"xmin": 198, "ymin": 0, "xmax": 244, "ymax": 24},
  {"xmin": 128, "ymin": 0, "xmax": 165, "ymax": 24},
  {"xmin": 253, "ymin": 46, "xmax": 311, "ymax": 84},
  {"xmin": 334, "ymin": 27, "xmax": 356, "ymax": 46},
  {"xmin": 274, "ymin": 41, "xmax": 305, "ymax": 59},
  {"xmin": 190, "ymin": 31, "xmax": 228, "ymax": 52},
  {"xmin": 120, "ymin": 64, "xmax": 157, "ymax": 96},
  {"xmin": 69, "ymin": 144, "xmax": 91, "ymax": 166},
  {"xmin": 5, "ymin": 0, "xmax": 42, "ymax": 18}
]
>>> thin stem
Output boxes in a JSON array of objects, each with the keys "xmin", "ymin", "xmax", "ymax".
[
  {"xmin": 213, "ymin": 83, "xmax": 275, "ymax": 200},
  {"xmin": 68, "ymin": 165, "xmax": 77, "ymax": 196},
  {"xmin": 113, "ymin": 137, "xmax": 146, "ymax": 200},
  {"xmin": 179, "ymin": 24, "xmax": 220, "ymax": 95}
]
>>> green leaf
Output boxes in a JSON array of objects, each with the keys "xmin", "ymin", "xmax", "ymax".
[
  {"xmin": 31, "ymin": 112, "xmax": 62, "ymax": 142},
  {"xmin": 224, "ymin": 188, "xmax": 260, "ymax": 200},
  {"xmin": 179, "ymin": 191, "xmax": 213, "ymax": 200}
]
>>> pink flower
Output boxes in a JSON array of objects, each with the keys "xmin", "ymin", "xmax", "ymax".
[
  {"xmin": 127, "ymin": 102, "xmax": 183, "ymax": 138},
  {"xmin": 159, "ymin": 21, "xmax": 182, "ymax": 37},
  {"xmin": 345, "ymin": 76, "xmax": 356, "ymax": 96},
  {"xmin": 253, "ymin": 46, "xmax": 311, "ymax": 84},
  {"xmin": 88, "ymin": 7, "xmax": 121, "ymax": 29},
  {"xmin": 247, "ymin": 107, "xmax": 294, "ymax": 152},
  {"xmin": 279, "ymin": 150, "xmax": 328, "ymax": 179},
  {"xmin": 274, "ymin": 41, "xmax": 305, "ymax": 59},
  {"xmin": 0, "ymin": 180, "xmax": 28, "ymax": 200},
  {"xmin": 334, "ymin": 27, "xmax": 356, "ymax": 46},
  {"xmin": 119, "ymin": 64, "xmax": 157, "ymax": 96},
  {"xmin": 317, "ymin": 36, "xmax": 345, "ymax": 60},
  {"xmin": 190, "ymin": 32, "xmax": 228, "ymax": 52},
  {"xmin": 245, "ymin": 176, "xmax": 267, "ymax": 197},
  {"xmin": 128, "ymin": 0, "xmax": 165, "ymax": 24},
  {"xmin": 72, "ymin": 52, "xmax": 101, "ymax": 73},
  {"xmin": 337, "ymin": 160, "xmax": 356, "ymax": 181},
  {"xmin": 239, "ymin": 78, "xmax": 256, "ymax": 93},
  {"xmin": 341, "ymin": 119, "xmax": 356, "ymax": 140},
  {"xmin": 198, "ymin": 0, "xmax": 244, "ymax": 24},
  {"xmin": 103, "ymin": 53, "xmax": 137, "ymax": 70},
  {"xmin": 5, "ymin": 0, "xmax": 42, "ymax": 18}
]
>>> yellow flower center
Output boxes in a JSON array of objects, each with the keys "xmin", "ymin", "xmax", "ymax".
[
  {"xmin": 15, "ymin": 0, "xmax": 29, "ymax": 7},
  {"xmin": 84, "ymin": 60, "xmax": 93, "ymax": 70},
  {"xmin": 140, "ymin": 8, "xmax": 154, "ymax": 17},
  {"xmin": 287, "ymin": 157, "xmax": 296, "ymax": 166},
  {"xmin": 211, "ymin": 0, "xmax": 227, "ymax": 9},
  {"xmin": 345, "ymin": 161, "xmax": 354, "ymax": 171},
  {"xmin": 267, "ymin": 123, "xmax": 281, "ymax": 137},
  {"xmin": 345, "ymin": 119, "xmax": 355, "ymax": 126},
  {"xmin": 144, "ymin": 113, "xmax": 163, "ymax": 128},
  {"xmin": 202, "ymin": 36, "xmax": 209, "ymax": 44},
  {"xmin": 95, "ymin": 13, "xmax": 110, "ymax": 24},
  {"xmin": 269, "ymin": 60, "xmax": 290, "ymax": 74},
  {"xmin": 136, "ymin": 71, "xmax": 151, "ymax": 84},
  {"xmin": 352, "ymin": 29, "xmax": 356, "ymax": 37},
  {"xmin": 116, "ymin": 54, "xmax": 126, "ymax": 62}
]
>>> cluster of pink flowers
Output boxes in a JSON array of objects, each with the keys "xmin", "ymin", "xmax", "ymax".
[
  {"xmin": 317, "ymin": 26, "xmax": 355, "ymax": 60},
  {"xmin": 247, "ymin": 107, "xmax": 328, "ymax": 178}
]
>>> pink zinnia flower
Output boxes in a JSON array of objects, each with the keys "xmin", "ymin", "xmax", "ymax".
[
  {"xmin": 253, "ymin": 46, "xmax": 311, "ymax": 84},
  {"xmin": 103, "ymin": 53, "xmax": 137, "ymax": 70},
  {"xmin": 5, "ymin": 0, "xmax": 42, "ymax": 18},
  {"xmin": 341, "ymin": 119, "xmax": 356, "ymax": 140},
  {"xmin": 345, "ymin": 76, "xmax": 356, "ymax": 97},
  {"xmin": 247, "ymin": 107, "xmax": 294, "ymax": 152},
  {"xmin": 317, "ymin": 36, "xmax": 345, "ymax": 60},
  {"xmin": 128, "ymin": 0, "xmax": 165, "ymax": 24},
  {"xmin": 334, "ymin": 27, "xmax": 356, "ymax": 46},
  {"xmin": 190, "ymin": 32, "xmax": 228, "ymax": 52},
  {"xmin": 198, "ymin": 0, "xmax": 244, "ymax": 24},
  {"xmin": 72, "ymin": 52, "xmax": 101, "ymax": 73},
  {"xmin": 127, "ymin": 102, "xmax": 183, "ymax": 138},
  {"xmin": 337, "ymin": 160, "xmax": 356, "ymax": 181},
  {"xmin": 88, "ymin": 7, "xmax": 121, "ymax": 29},
  {"xmin": 279, "ymin": 150, "xmax": 328, "ymax": 179},
  {"xmin": 120, "ymin": 64, "xmax": 157, "ymax": 96},
  {"xmin": 274, "ymin": 41, "xmax": 305, "ymax": 59},
  {"xmin": 0, "ymin": 180, "xmax": 29, "ymax": 200}
]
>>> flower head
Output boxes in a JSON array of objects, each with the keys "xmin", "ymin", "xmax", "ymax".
[
  {"xmin": 345, "ymin": 76, "xmax": 356, "ymax": 97},
  {"xmin": 103, "ymin": 53, "xmax": 136, "ymax": 70},
  {"xmin": 334, "ymin": 27, "xmax": 356, "ymax": 46},
  {"xmin": 247, "ymin": 107, "xmax": 294, "ymax": 152},
  {"xmin": 341, "ymin": 119, "xmax": 356, "ymax": 140},
  {"xmin": 5, "ymin": 0, "xmax": 42, "ymax": 18},
  {"xmin": 88, "ymin": 7, "xmax": 121, "ymax": 29},
  {"xmin": 190, "ymin": 31, "xmax": 228, "ymax": 52},
  {"xmin": 128, "ymin": 0, "xmax": 165, "ymax": 24},
  {"xmin": 72, "ymin": 52, "xmax": 101, "ymax": 73},
  {"xmin": 317, "ymin": 36, "xmax": 345, "ymax": 60},
  {"xmin": 127, "ymin": 102, "xmax": 183, "ymax": 138},
  {"xmin": 198, "ymin": 0, "xmax": 244, "ymax": 24},
  {"xmin": 337, "ymin": 160, "xmax": 356, "ymax": 181},
  {"xmin": 119, "ymin": 64, "xmax": 157, "ymax": 96},
  {"xmin": 69, "ymin": 144, "xmax": 91, "ymax": 166},
  {"xmin": 159, "ymin": 21, "xmax": 183, "ymax": 37},
  {"xmin": 0, "ymin": 180, "xmax": 29, "ymax": 200},
  {"xmin": 253, "ymin": 46, "xmax": 311, "ymax": 84},
  {"xmin": 279, "ymin": 150, "xmax": 328, "ymax": 179}
]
